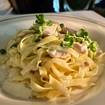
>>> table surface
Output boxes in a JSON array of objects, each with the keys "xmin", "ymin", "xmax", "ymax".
[{"xmin": 0, "ymin": 10, "xmax": 105, "ymax": 105}]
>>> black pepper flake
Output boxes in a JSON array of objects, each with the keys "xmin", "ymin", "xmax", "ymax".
[{"xmin": 0, "ymin": 49, "xmax": 6, "ymax": 54}]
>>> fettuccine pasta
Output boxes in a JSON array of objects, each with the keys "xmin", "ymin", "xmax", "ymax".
[{"xmin": 0, "ymin": 15, "xmax": 105, "ymax": 101}]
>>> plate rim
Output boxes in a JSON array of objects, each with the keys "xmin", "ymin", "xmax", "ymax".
[{"xmin": 0, "ymin": 14, "xmax": 105, "ymax": 28}]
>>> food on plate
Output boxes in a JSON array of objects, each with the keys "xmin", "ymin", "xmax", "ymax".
[{"xmin": 0, "ymin": 15, "xmax": 105, "ymax": 101}]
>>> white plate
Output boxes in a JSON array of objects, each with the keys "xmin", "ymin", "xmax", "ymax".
[{"xmin": 0, "ymin": 14, "xmax": 105, "ymax": 105}]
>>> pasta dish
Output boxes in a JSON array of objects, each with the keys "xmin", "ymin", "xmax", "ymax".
[{"xmin": 0, "ymin": 15, "xmax": 105, "ymax": 101}]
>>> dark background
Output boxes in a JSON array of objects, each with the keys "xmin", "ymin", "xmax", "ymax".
[{"xmin": 8, "ymin": 0, "xmax": 105, "ymax": 17}]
